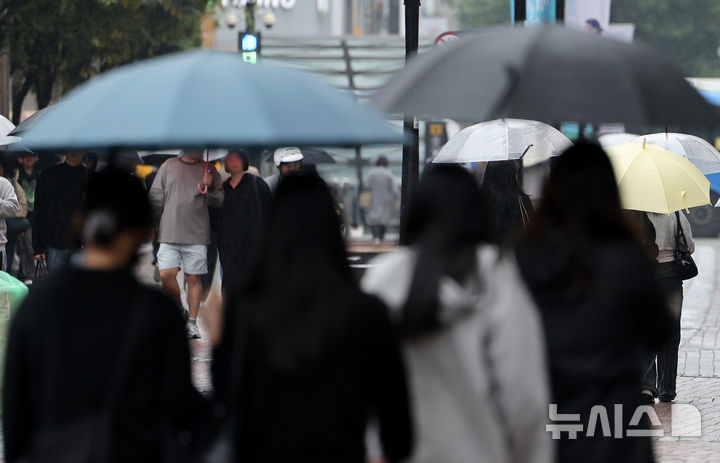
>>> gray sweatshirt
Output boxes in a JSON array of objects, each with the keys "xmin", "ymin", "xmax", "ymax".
[
  {"xmin": 362, "ymin": 246, "xmax": 554, "ymax": 463},
  {"xmin": 648, "ymin": 212, "xmax": 695, "ymax": 264},
  {"xmin": 0, "ymin": 177, "xmax": 19, "ymax": 250},
  {"xmin": 149, "ymin": 157, "xmax": 223, "ymax": 246}
]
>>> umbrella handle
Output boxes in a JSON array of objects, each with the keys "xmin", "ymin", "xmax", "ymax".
[{"xmin": 198, "ymin": 150, "xmax": 210, "ymax": 194}]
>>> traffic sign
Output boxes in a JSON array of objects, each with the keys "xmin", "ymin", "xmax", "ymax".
[
  {"xmin": 434, "ymin": 31, "xmax": 460, "ymax": 47},
  {"xmin": 239, "ymin": 31, "xmax": 261, "ymax": 64}
]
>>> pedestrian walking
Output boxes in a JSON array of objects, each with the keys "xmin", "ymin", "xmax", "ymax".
[
  {"xmin": 3, "ymin": 170, "xmax": 208, "ymax": 463},
  {"xmin": 32, "ymin": 151, "xmax": 88, "ymax": 272},
  {"xmin": 264, "ymin": 146, "xmax": 303, "ymax": 192},
  {"xmin": 480, "ymin": 161, "xmax": 533, "ymax": 245},
  {"xmin": 0, "ymin": 154, "xmax": 29, "ymax": 276},
  {"xmin": 16, "ymin": 152, "xmax": 40, "ymax": 282},
  {"xmin": 515, "ymin": 142, "xmax": 672, "ymax": 463},
  {"xmin": 364, "ymin": 156, "xmax": 397, "ymax": 244},
  {"xmin": 149, "ymin": 149, "xmax": 224, "ymax": 339},
  {"xmin": 0, "ymin": 173, "xmax": 19, "ymax": 272},
  {"xmin": 362, "ymin": 164, "xmax": 553, "ymax": 463},
  {"xmin": 212, "ymin": 174, "xmax": 412, "ymax": 463},
  {"xmin": 642, "ymin": 211, "xmax": 695, "ymax": 403},
  {"xmin": 217, "ymin": 150, "xmax": 271, "ymax": 293}
]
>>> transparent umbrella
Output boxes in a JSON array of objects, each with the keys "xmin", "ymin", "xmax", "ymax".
[
  {"xmin": 432, "ymin": 119, "xmax": 571, "ymax": 167},
  {"xmin": 598, "ymin": 133, "xmax": 639, "ymax": 148},
  {"xmin": 633, "ymin": 133, "xmax": 720, "ymax": 175}
]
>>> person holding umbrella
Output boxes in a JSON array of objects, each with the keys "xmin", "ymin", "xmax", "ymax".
[
  {"xmin": 264, "ymin": 146, "xmax": 303, "ymax": 192},
  {"xmin": 149, "ymin": 149, "xmax": 223, "ymax": 339}
]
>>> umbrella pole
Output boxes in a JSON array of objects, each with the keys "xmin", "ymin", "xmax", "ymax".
[{"xmin": 400, "ymin": 0, "xmax": 421, "ymax": 243}]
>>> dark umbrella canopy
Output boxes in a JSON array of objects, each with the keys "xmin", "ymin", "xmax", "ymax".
[
  {"xmin": 298, "ymin": 147, "xmax": 336, "ymax": 164},
  {"xmin": 373, "ymin": 26, "xmax": 719, "ymax": 127}
]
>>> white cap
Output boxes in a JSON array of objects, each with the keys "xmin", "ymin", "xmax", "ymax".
[{"xmin": 274, "ymin": 147, "xmax": 304, "ymax": 167}]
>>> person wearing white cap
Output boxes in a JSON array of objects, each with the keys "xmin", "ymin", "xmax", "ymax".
[{"xmin": 264, "ymin": 147, "xmax": 304, "ymax": 192}]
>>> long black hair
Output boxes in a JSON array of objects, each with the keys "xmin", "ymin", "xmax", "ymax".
[
  {"xmin": 400, "ymin": 164, "xmax": 490, "ymax": 336},
  {"xmin": 240, "ymin": 174, "xmax": 355, "ymax": 374},
  {"xmin": 479, "ymin": 160, "xmax": 531, "ymax": 245},
  {"xmin": 526, "ymin": 142, "xmax": 634, "ymax": 243},
  {"xmin": 518, "ymin": 142, "xmax": 638, "ymax": 292}
]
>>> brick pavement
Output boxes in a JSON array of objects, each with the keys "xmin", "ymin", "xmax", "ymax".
[{"xmin": 654, "ymin": 240, "xmax": 720, "ymax": 462}]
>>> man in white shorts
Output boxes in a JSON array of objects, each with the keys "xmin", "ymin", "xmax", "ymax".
[{"xmin": 150, "ymin": 149, "xmax": 223, "ymax": 338}]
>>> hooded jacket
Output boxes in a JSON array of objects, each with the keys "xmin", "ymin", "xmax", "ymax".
[{"xmin": 362, "ymin": 245, "xmax": 554, "ymax": 463}]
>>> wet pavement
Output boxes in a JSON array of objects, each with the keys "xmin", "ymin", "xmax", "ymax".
[{"xmin": 653, "ymin": 239, "xmax": 720, "ymax": 462}]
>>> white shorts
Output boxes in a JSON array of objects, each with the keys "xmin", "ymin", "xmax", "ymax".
[{"xmin": 157, "ymin": 244, "xmax": 208, "ymax": 275}]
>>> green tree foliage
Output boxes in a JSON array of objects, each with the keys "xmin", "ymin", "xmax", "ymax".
[
  {"xmin": 449, "ymin": 0, "xmax": 720, "ymax": 77},
  {"xmin": 450, "ymin": 0, "xmax": 511, "ymax": 30},
  {"xmin": 612, "ymin": 0, "xmax": 720, "ymax": 77},
  {"xmin": 0, "ymin": 0, "xmax": 207, "ymax": 123}
]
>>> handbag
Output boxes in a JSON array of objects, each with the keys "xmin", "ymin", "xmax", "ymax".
[
  {"xmin": 34, "ymin": 260, "xmax": 48, "ymax": 282},
  {"xmin": 674, "ymin": 211, "xmax": 698, "ymax": 280}
]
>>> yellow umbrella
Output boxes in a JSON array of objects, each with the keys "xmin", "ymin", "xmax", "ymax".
[{"xmin": 605, "ymin": 140, "xmax": 711, "ymax": 214}]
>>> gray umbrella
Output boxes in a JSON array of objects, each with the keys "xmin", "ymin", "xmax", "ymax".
[{"xmin": 372, "ymin": 26, "xmax": 718, "ymax": 127}]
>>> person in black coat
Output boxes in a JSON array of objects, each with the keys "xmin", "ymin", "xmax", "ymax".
[
  {"xmin": 3, "ymin": 171, "xmax": 209, "ymax": 463},
  {"xmin": 212, "ymin": 174, "xmax": 413, "ymax": 463},
  {"xmin": 32, "ymin": 152, "xmax": 88, "ymax": 271},
  {"xmin": 217, "ymin": 151, "xmax": 271, "ymax": 294},
  {"xmin": 515, "ymin": 142, "xmax": 672, "ymax": 463}
]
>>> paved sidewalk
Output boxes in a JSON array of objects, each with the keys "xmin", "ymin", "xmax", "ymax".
[{"xmin": 654, "ymin": 239, "xmax": 720, "ymax": 462}]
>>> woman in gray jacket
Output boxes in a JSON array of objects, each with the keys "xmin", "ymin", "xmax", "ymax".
[{"xmin": 362, "ymin": 165, "xmax": 553, "ymax": 463}]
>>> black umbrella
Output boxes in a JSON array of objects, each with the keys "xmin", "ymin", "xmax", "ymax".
[
  {"xmin": 373, "ymin": 26, "xmax": 719, "ymax": 127},
  {"xmin": 298, "ymin": 147, "xmax": 336, "ymax": 164}
]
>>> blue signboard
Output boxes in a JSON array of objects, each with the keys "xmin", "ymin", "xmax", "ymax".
[{"xmin": 510, "ymin": 0, "xmax": 557, "ymax": 25}]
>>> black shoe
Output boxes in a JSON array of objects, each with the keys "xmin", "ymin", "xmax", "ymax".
[
  {"xmin": 641, "ymin": 390, "xmax": 656, "ymax": 404},
  {"xmin": 658, "ymin": 395, "xmax": 675, "ymax": 403}
]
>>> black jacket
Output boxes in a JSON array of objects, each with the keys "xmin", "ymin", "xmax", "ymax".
[
  {"xmin": 212, "ymin": 291, "xmax": 413, "ymax": 463},
  {"xmin": 3, "ymin": 268, "xmax": 209, "ymax": 463},
  {"xmin": 516, "ymin": 234, "xmax": 672, "ymax": 463},
  {"xmin": 217, "ymin": 175, "xmax": 272, "ymax": 289},
  {"xmin": 32, "ymin": 163, "xmax": 87, "ymax": 254}
]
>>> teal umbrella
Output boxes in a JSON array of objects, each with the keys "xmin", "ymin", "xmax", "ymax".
[{"xmin": 19, "ymin": 50, "xmax": 402, "ymax": 151}]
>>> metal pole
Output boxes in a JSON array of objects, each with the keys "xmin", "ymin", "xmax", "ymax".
[
  {"xmin": 245, "ymin": 1, "xmax": 256, "ymax": 34},
  {"xmin": 400, "ymin": 0, "xmax": 420, "ymax": 243},
  {"xmin": 0, "ymin": 49, "xmax": 9, "ymax": 118}
]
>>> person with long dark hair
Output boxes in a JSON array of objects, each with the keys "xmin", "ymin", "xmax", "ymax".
[
  {"xmin": 4, "ymin": 171, "xmax": 208, "ymax": 463},
  {"xmin": 480, "ymin": 160, "xmax": 533, "ymax": 245},
  {"xmin": 515, "ymin": 142, "xmax": 672, "ymax": 463},
  {"xmin": 362, "ymin": 165, "xmax": 553, "ymax": 463},
  {"xmin": 211, "ymin": 174, "xmax": 412, "ymax": 463}
]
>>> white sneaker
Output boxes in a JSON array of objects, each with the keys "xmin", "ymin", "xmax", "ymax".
[{"xmin": 187, "ymin": 322, "xmax": 201, "ymax": 339}]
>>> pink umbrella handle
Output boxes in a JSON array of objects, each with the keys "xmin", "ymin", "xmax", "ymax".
[{"xmin": 198, "ymin": 151, "xmax": 211, "ymax": 194}]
